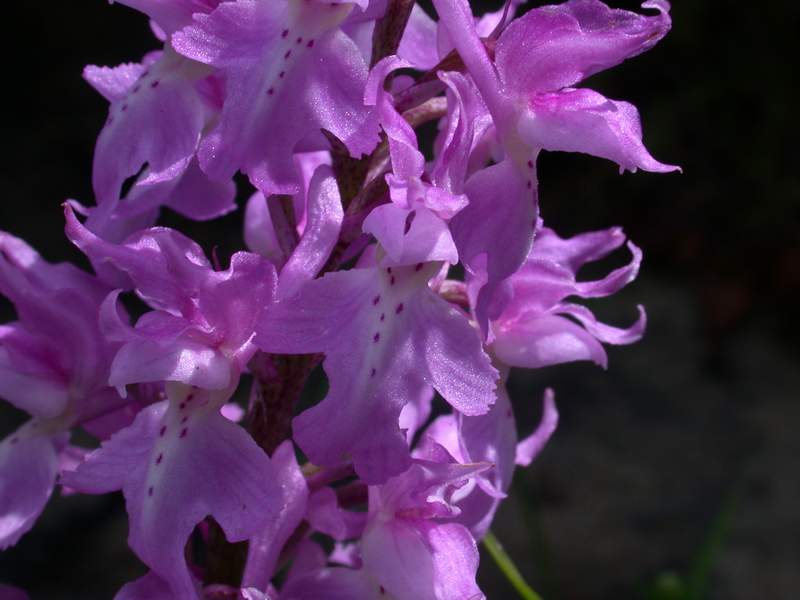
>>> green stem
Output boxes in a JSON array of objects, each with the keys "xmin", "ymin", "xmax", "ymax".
[{"xmin": 483, "ymin": 530, "xmax": 544, "ymax": 600}]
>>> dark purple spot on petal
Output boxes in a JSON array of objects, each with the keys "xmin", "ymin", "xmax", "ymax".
[
  {"xmin": 141, "ymin": 70, "xmax": 149, "ymax": 78},
  {"xmin": 372, "ymin": 295, "xmax": 381, "ymax": 305},
  {"xmin": 526, "ymin": 180, "xmax": 532, "ymax": 189},
  {"xmin": 279, "ymin": 71, "xmax": 285, "ymax": 79},
  {"xmin": 284, "ymin": 50, "xmax": 292, "ymax": 60},
  {"xmin": 415, "ymin": 262, "xmax": 424, "ymax": 271},
  {"xmin": 159, "ymin": 426, "xmax": 166, "ymax": 437},
  {"xmin": 379, "ymin": 586, "xmax": 386, "ymax": 595},
  {"xmin": 180, "ymin": 427, "xmax": 188, "ymax": 438},
  {"xmin": 267, "ymin": 88, "xmax": 274, "ymax": 95},
  {"xmin": 179, "ymin": 402, "xmax": 186, "ymax": 410},
  {"xmin": 132, "ymin": 85, "xmax": 140, "ymax": 93},
  {"xmin": 306, "ymin": 39, "xmax": 315, "ymax": 48},
  {"xmin": 156, "ymin": 453, "xmax": 163, "ymax": 465},
  {"xmin": 296, "ymin": 37, "xmax": 303, "ymax": 44},
  {"xmin": 387, "ymin": 267, "xmax": 392, "ymax": 274},
  {"xmin": 370, "ymin": 368, "xmax": 376, "ymax": 377},
  {"xmin": 186, "ymin": 394, "xmax": 194, "ymax": 403},
  {"xmin": 10, "ymin": 437, "xmax": 18, "ymax": 445},
  {"xmin": 148, "ymin": 486, "xmax": 154, "ymax": 497},
  {"xmin": 121, "ymin": 104, "xmax": 128, "ymax": 111},
  {"xmin": 373, "ymin": 332, "xmax": 380, "ymax": 343},
  {"xmin": 150, "ymin": 80, "xmax": 160, "ymax": 88},
  {"xmin": 181, "ymin": 416, "xmax": 188, "ymax": 424},
  {"xmin": 281, "ymin": 29, "xmax": 289, "ymax": 38},
  {"xmin": 106, "ymin": 115, "xmax": 114, "ymax": 125},
  {"xmin": 390, "ymin": 276, "xmax": 396, "ymax": 285},
  {"xmin": 527, "ymin": 160, "xmax": 534, "ymax": 169},
  {"xmin": 380, "ymin": 313, "xmax": 385, "ymax": 321},
  {"xmin": 506, "ymin": 408, "xmax": 513, "ymax": 418},
  {"xmin": 395, "ymin": 303, "xmax": 404, "ymax": 314}
]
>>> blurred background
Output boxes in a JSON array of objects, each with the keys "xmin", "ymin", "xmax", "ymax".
[{"xmin": 1, "ymin": 1, "xmax": 797, "ymax": 598}]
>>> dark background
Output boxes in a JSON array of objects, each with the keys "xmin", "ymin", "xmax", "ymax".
[{"xmin": 1, "ymin": 1, "xmax": 798, "ymax": 598}]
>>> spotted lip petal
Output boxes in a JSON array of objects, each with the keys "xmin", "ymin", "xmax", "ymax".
[
  {"xmin": 89, "ymin": 48, "xmax": 213, "ymax": 208},
  {"xmin": 63, "ymin": 385, "xmax": 281, "ymax": 600},
  {"xmin": 172, "ymin": 0, "xmax": 379, "ymax": 196},
  {"xmin": 256, "ymin": 263, "xmax": 496, "ymax": 484}
]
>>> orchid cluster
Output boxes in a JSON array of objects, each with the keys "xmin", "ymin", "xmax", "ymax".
[{"xmin": 0, "ymin": 0, "xmax": 678, "ymax": 598}]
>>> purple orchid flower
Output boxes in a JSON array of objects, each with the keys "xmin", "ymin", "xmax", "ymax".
[
  {"xmin": 491, "ymin": 224, "xmax": 646, "ymax": 370},
  {"xmin": 419, "ymin": 380, "xmax": 558, "ymax": 539},
  {"xmin": 361, "ymin": 58, "xmax": 476, "ymax": 267},
  {"xmin": 256, "ymin": 260, "xmax": 497, "ymax": 483},
  {"xmin": 171, "ymin": 0, "xmax": 381, "ymax": 196},
  {"xmin": 430, "ymin": 0, "xmax": 678, "ymax": 334},
  {"xmin": 0, "ymin": 232, "xmax": 127, "ymax": 548},
  {"xmin": 65, "ymin": 204, "xmax": 276, "ymax": 391},
  {"xmin": 282, "ymin": 452, "xmax": 489, "ymax": 599},
  {"xmin": 0, "ymin": 0, "xmax": 684, "ymax": 595},
  {"xmin": 62, "ymin": 383, "xmax": 282, "ymax": 600},
  {"xmin": 87, "ymin": 46, "xmax": 224, "ymax": 212},
  {"xmin": 62, "ymin": 206, "xmax": 291, "ymax": 598}
]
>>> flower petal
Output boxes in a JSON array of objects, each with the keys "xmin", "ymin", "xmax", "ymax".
[
  {"xmin": 0, "ymin": 427, "xmax": 60, "ymax": 549},
  {"xmin": 361, "ymin": 520, "xmax": 482, "ymax": 600},
  {"xmin": 0, "ymin": 325, "xmax": 69, "ymax": 418},
  {"xmin": 257, "ymin": 265, "xmax": 495, "ymax": 483},
  {"xmin": 520, "ymin": 88, "xmax": 679, "ymax": 173},
  {"xmin": 173, "ymin": 0, "xmax": 378, "ymax": 195},
  {"xmin": 516, "ymin": 388, "xmax": 559, "ymax": 467},
  {"xmin": 278, "ymin": 165, "xmax": 344, "ymax": 300},
  {"xmin": 493, "ymin": 313, "xmax": 608, "ymax": 369},
  {"xmin": 64, "ymin": 387, "xmax": 280, "ymax": 598},
  {"xmin": 91, "ymin": 49, "xmax": 211, "ymax": 205},
  {"xmin": 242, "ymin": 440, "xmax": 308, "ymax": 591},
  {"xmin": 114, "ymin": 571, "xmax": 192, "ymax": 600},
  {"xmin": 495, "ymin": 0, "xmax": 672, "ymax": 94},
  {"xmin": 450, "ymin": 159, "xmax": 538, "ymax": 334}
]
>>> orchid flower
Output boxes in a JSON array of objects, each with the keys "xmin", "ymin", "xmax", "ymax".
[{"xmin": 431, "ymin": 0, "xmax": 678, "ymax": 333}]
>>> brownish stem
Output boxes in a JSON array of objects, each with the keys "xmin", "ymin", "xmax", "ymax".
[
  {"xmin": 370, "ymin": 0, "xmax": 416, "ymax": 67},
  {"xmin": 323, "ymin": 130, "xmax": 371, "ymax": 211},
  {"xmin": 246, "ymin": 352, "xmax": 320, "ymax": 456},
  {"xmin": 205, "ymin": 6, "xmax": 441, "ymax": 585}
]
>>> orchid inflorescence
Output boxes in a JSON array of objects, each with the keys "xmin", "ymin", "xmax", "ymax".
[{"xmin": 0, "ymin": 0, "xmax": 678, "ymax": 598}]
